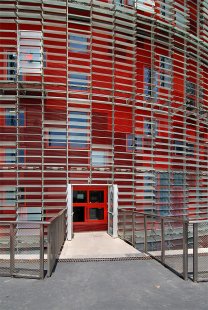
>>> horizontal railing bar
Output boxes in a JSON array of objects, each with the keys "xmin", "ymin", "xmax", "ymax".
[
  {"xmin": 0, "ymin": 208, "xmax": 66, "ymax": 226},
  {"xmin": 119, "ymin": 209, "xmax": 190, "ymax": 223}
]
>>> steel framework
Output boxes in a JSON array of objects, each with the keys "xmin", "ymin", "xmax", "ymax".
[{"xmin": 0, "ymin": 0, "xmax": 208, "ymax": 232}]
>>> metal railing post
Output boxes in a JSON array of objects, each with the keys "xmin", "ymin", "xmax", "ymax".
[
  {"xmin": 144, "ymin": 215, "xmax": 147, "ymax": 253},
  {"xmin": 161, "ymin": 218, "xmax": 165, "ymax": 264},
  {"xmin": 10, "ymin": 223, "xmax": 15, "ymax": 276},
  {"xmin": 183, "ymin": 221, "xmax": 188, "ymax": 281},
  {"xmin": 132, "ymin": 211, "xmax": 135, "ymax": 247},
  {"xmin": 123, "ymin": 212, "xmax": 126, "ymax": 240},
  {"xmin": 47, "ymin": 225, "xmax": 51, "ymax": 277},
  {"xmin": 193, "ymin": 223, "xmax": 199, "ymax": 282},
  {"xmin": 39, "ymin": 224, "xmax": 44, "ymax": 279}
]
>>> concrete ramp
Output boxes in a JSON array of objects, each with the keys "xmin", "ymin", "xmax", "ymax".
[{"xmin": 59, "ymin": 231, "xmax": 144, "ymax": 259}]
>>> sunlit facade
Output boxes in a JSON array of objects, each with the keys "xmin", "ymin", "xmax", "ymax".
[{"xmin": 0, "ymin": 0, "xmax": 208, "ymax": 233}]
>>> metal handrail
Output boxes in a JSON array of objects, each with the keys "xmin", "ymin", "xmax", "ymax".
[
  {"xmin": 119, "ymin": 208, "xmax": 208, "ymax": 224},
  {"xmin": 119, "ymin": 209, "xmax": 190, "ymax": 223},
  {"xmin": 0, "ymin": 208, "xmax": 67, "ymax": 226},
  {"xmin": 119, "ymin": 209, "xmax": 208, "ymax": 282},
  {"xmin": 0, "ymin": 208, "xmax": 67, "ymax": 279}
]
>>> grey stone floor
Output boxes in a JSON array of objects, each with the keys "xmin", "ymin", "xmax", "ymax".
[
  {"xmin": 0, "ymin": 260, "xmax": 208, "ymax": 310},
  {"xmin": 60, "ymin": 232, "xmax": 141, "ymax": 259}
]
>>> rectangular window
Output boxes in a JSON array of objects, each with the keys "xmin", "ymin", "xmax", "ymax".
[
  {"xmin": 18, "ymin": 207, "xmax": 42, "ymax": 221},
  {"xmin": 160, "ymin": 0, "xmax": 171, "ymax": 18},
  {"xmin": 115, "ymin": 0, "xmax": 124, "ymax": 5},
  {"xmin": 92, "ymin": 151, "xmax": 108, "ymax": 167},
  {"xmin": 175, "ymin": 10, "xmax": 187, "ymax": 29},
  {"xmin": 18, "ymin": 187, "xmax": 25, "ymax": 201},
  {"xmin": 137, "ymin": 0, "xmax": 155, "ymax": 13},
  {"xmin": 69, "ymin": 34, "xmax": 88, "ymax": 52},
  {"xmin": 186, "ymin": 142, "xmax": 194, "ymax": 156},
  {"xmin": 186, "ymin": 81, "xmax": 196, "ymax": 111},
  {"xmin": 173, "ymin": 173, "xmax": 184, "ymax": 186},
  {"xmin": 144, "ymin": 120, "xmax": 158, "ymax": 137},
  {"xmin": 127, "ymin": 134, "xmax": 142, "ymax": 152},
  {"xmin": 199, "ymin": 87, "xmax": 204, "ymax": 99},
  {"xmin": 5, "ymin": 149, "xmax": 24, "ymax": 164},
  {"xmin": 7, "ymin": 52, "xmax": 17, "ymax": 81},
  {"xmin": 174, "ymin": 140, "xmax": 184, "ymax": 154},
  {"xmin": 73, "ymin": 191, "xmax": 87, "ymax": 203},
  {"xmin": 127, "ymin": 0, "xmax": 134, "ymax": 5},
  {"xmin": 186, "ymin": 98, "xmax": 195, "ymax": 111},
  {"xmin": 48, "ymin": 131, "xmax": 67, "ymax": 147},
  {"xmin": 5, "ymin": 190, "xmax": 16, "ymax": 206},
  {"xmin": 144, "ymin": 176, "xmax": 155, "ymax": 200},
  {"xmin": 160, "ymin": 56, "xmax": 172, "ymax": 88},
  {"xmin": 157, "ymin": 172, "xmax": 170, "ymax": 216},
  {"xmin": 160, "ymin": 56, "xmax": 172, "ymax": 70},
  {"xmin": 186, "ymin": 81, "xmax": 195, "ymax": 96},
  {"xmin": 89, "ymin": 208, "xmax": 104, "ymax": 220},
  {"xmin": 69, "ymin": 73, "xmax": 88, "ymax": 90},
  {"xmin": 69, "ymin": 111, "xmax": 89, "ymax": 148},
  {"xmin": 4, "ymin": 187, "xmax": 24, "ymax": 207},
  {"xmin": 144, "ymin": 67, "xmax": 158, "ymax": 100},
  {"xmin": 5, "ymin": 109, "xmax": 25, "ymax": 126},
  {"xmin": 19, "ymin": 31, "xmax": 42, "ymax": 74}
]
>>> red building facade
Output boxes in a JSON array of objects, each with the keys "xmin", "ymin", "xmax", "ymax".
[{"xmin": 0, "ymin": 0, "xmax": 208, "ymax": 233}]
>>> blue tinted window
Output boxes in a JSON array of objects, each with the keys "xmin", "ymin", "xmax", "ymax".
[
  {"xmin": 144, "ymin": 120, "xmax": 158, "ymax": 137},
  {"xmin": 159, "ymin": 172, "xmax": 170, "ymax": 216},
  {"xmin": 5, "ymin": 149, "xmax": 16, "ymax": 163},
  {"xmin": 69, "ymin": 73, "xmax": 88, "ymax": 90},
  {"xmin": 70, "ymin": 112, "xmax": 88, "ymax": 148},
  {"xmin": 49, "ymin": 131, "xmax": 67, "ymax": 147},
  {"xmin": 144, "ymin": 176, "xmax": 154, "ymax": 200},
  {"xmin": 19, "ymin": 31, "xmax": 42, "ymax": 74},
  {"xmin": 160, "ymin": 172, "xmax": 169, "ymax": 186},
  {"xmin": 5, "ymin": 149, "xmax": 24, "ymax": 164},
  {"xmin": 92, "ymin": 151, "xmax": 107, "ymax": 167},
  {"xmin": 18, "ymin": 149, "xmax": 25, "ymax": 163},
  {"xmin": 127, "ymin": 0, "xmax": 134, "ymax": 5},
  {"xmin": 173, "ymin": 173, "xmax": 184, "ymax": 186},
  {"xmin": 174, "ymin": 140, "xmax": 184, "ymax": 153},
  {"xmin": 5, "ymin": 190, "xmax": 16, "ymax": 206},
  {"xmin": 7, "ymin": 52, "xmax": 17, "ymax": 81},
  {"xmin": 186, "ymin": 81, "xmax": 195, "ymax": 95},
  {"xmin": 127, "ymin": 134, "xmax": 142, "ymax": 151},
  {"xmin": 144, "ymin": 67, "xmax": 151, "ymax": 98},
  {"xmin": 115, "ymin": 0, "xmax": 125, "ymax": 5},
  {"xmin": 5, "ymin": 109, "xmax": 25, "ymax": 126},
  {"xmin": 70, "ymin": 34, "xmax": 88, "ymax": 52},
  {"xmin": 27, "ymin": 207, "xmax": 42, "ymax": 221},
  {"xmin": 19, "ymin": 111, "xmax": 25, "ymax": 126},
  {"xmin": 144, "ymin": 67, "xmax": 158, "ymax": 99},
  {"xmin": 159, "ymin": 191, "xmax": 170, "ymax": 216},
  {"xmin": 186, "ymin": 142, "xmax": 194, "ymax": 156},
  {"xmin": 160, "ymin": 56, "xmax": 172, "ymax": 88}
]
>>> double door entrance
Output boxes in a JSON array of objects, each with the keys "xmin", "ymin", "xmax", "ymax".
[{"xmin": 73, "ymin": 186, "xmax": 108, "ymax": 232}]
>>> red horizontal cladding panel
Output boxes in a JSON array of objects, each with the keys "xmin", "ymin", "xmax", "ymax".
[
  {"xmin": 114, "ymin": 106, "xmax": 133, "ymax": 133},
  {"xmin": 93, "ymin": 79, "xmax": 113, "ymax": 91},
  {"xmin": 74, "ymin": 223, "xmax": 108, "ymax": 232},
  {"xmin": 45, "ymin": 98, "xmax": 67, "ymax": 111},
  {"xmin": 0, "ymin": 171, "xmax": 16, "ymax": 186}
]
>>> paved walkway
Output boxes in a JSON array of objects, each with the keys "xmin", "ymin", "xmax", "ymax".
[
  {"xmin": 0, "ymin": 260, "xmax": 208, "ymax": 310},
  {"xmin": 60, "ymin": 231, "xmax": 142, "ymax": 259}
]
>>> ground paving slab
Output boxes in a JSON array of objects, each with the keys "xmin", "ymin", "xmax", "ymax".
[
  {"xmin": 60, "ymin": 231, "xmax": 143, "ymax": 259},
  {"xmin": 0, "ymin": 259, "xmax": 208, "ymax": 310}
]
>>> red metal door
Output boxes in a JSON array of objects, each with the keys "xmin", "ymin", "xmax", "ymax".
[{"xmin": 73, "ymin": 186, "xmax": 108, "ymax": 232}]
